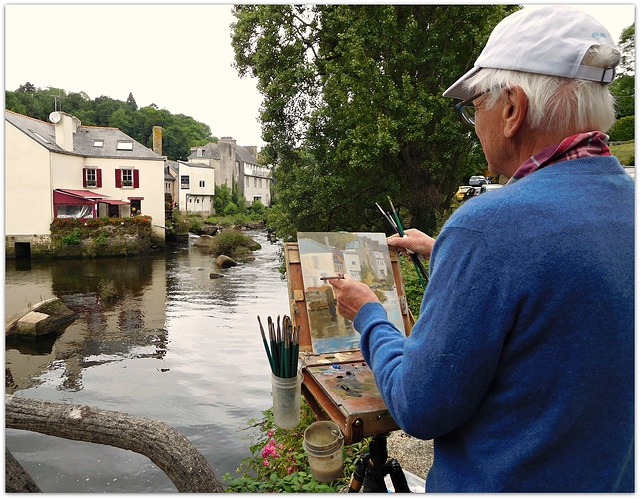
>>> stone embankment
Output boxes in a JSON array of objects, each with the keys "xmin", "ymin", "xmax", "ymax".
[{"xmin": 6, "ymin": 298, "xmax": 77, "ymax": 338}]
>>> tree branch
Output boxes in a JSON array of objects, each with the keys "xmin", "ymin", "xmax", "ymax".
[{"xmin": 5, "ymin": 395, "xmax": 224, "ymax": 493}]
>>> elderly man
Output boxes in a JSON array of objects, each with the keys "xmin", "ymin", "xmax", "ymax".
[{"xmin": 330, "ymin": 6, "xmax": 633, "ymax": 492}]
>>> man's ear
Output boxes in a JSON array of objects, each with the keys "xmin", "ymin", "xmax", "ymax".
[{"xmin": 501, "ymin": 85, "xmax": 528, "ymax": 138}]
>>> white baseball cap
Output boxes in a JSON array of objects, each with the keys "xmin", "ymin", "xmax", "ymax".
[{"xmin": 443, "ymin": 6, "xmax": 618, "ymax": 100}]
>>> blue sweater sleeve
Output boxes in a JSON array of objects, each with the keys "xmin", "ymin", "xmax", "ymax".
[{"xmin": 355, "ymin": 226, "xmax": 512, "ymax": 440}]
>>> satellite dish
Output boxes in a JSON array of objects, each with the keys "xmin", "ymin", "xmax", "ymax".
[{"xmin": 49, "ymin": 111, "xmax": 61, "ymax": 123}]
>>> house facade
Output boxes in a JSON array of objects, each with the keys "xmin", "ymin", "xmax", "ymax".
[
  {"xmin": 176, "ymin": 160, "xmax": 215, "ymax": 214},
  {"xmin": 5, "ymin": 110, "xmax": 166, "ymax": 256},
  {"xmin": 165, "ymin": 160, "xmax": 178, "ymax": 206},
  {"xmin": 188, "ymin": 137, "xmax": 272, "ymax": 208}
]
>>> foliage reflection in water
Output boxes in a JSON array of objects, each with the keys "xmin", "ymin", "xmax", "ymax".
[{"xmin": 5, "ymin": 231, "xmax": 289, "ymax": 493}]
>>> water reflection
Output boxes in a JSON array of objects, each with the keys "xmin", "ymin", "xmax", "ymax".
[
  {"xmin": 6, "ymin": 255, "xmax": 168, "ymax": 394},
  {"xmin": 5, "ymin": 231, "xmax": 288, "ymax": 493}
]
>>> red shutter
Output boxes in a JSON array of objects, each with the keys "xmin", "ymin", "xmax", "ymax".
[
  {"xmin": 133, "ymin": 169, "xmax": 140, "ymax": 188},
  {"xmin": 115, "ymin": 169, "xmax": 122, "ymax": 188},
  {"xmin": 96, "ymin": 169, "xmax": 102, "ymax": 188},
  {"xmin": 82, "ymin": 168, "xmax": 87, "ymax": 188}
]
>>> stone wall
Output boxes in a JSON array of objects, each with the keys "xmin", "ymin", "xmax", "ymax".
[{"xmin": 6, "ymin": 217, "xmax": 162, "ymax": 259}]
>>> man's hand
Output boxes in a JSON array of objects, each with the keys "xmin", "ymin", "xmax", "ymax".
[
  {"xmin": 328, "ymin": 275, "xmax": 380, "ymax": 322},
  {"xmin": 387, "ymin": 228, "xmax": 436, "ymax": 260}
]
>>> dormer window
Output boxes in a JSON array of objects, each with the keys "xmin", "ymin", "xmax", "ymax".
[
  {"xmin": 197, "ymin": 148, "xmax": 203, "ymax": 158},
  {"xmin": 116, "ymin": 141, "xmax": 133, "ymax": 151},
  {"xmin": 93, "ymin": 139, "xmax": 104, "ymax": 148}
]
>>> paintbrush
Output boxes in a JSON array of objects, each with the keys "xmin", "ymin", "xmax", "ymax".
[
  {"xmin": 385, "ymin": 197, "xmax": 429, "ymax": 289},
  {"xmin": 257, "ymin": 316, "xmax": 275, "ymax": 374}
]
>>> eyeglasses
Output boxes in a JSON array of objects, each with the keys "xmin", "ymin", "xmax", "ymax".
[{"xmin": 455, "ymin": 90, "xmax": 489, "ymax": 126}]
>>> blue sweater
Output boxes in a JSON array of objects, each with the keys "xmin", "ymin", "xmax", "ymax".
[{"xmin": 355, "ymin": 156, "xmax": 634, "ymax": 492}]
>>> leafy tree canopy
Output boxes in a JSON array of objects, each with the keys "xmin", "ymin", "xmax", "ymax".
[
  {"xmin": 232, "ymin": 4, "xmax": 518, "ymax": 240},
  {"xmin": 609, "ymin": 23, "xmax": 635, "ymax": 119},
  {"xmin": 5, "ymin": 84, "xmax": 217, "ymax": 161}
]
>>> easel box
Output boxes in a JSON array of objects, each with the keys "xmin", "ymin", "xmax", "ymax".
[{"xmin": 284, "ymin": 238, "xmax": 412, "ymax": 444}]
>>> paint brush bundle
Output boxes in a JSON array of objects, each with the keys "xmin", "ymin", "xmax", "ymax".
[
  {"xmin": 257, "ymin": 315, "xmax": 300, "ymax": 379},
  {"xmin": 376, "ymin": 197, "xmax": 429, "ymax": 289}
]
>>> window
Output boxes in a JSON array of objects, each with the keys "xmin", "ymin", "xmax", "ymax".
[
  {"xmin": 181, "ymin": 175, "xmax": 190, "ymax": 189},
  {"xmin": 116, "ymin": 168, "xmax": 139, "ymax": 188},
  {"xmin": 197, "ymin": 148, "xmax": 203, "ymax": 158},
  {"xmin": 254, "ymin": 178, "xmax": 257, "ymax": 188},
  {"xmin": 246, "ymin": 178, "xmax": 250, "ymax": 187},
  {"xmin": 86, "ymin": 169, "xmax": 97, "ymax": 187},
  {"xmin": 83, "ymin": 168, "xmax": 102, "ymax": 188},
  {"xmin": 199, "ymin": 180, "xmax": 206, "ymax": 188},
  {"xmin": 122, "ymin": 169, "xmax": 133, "ymax": 186},
  {"xmin": 93, "ymin": 139, "xmax": 104, "ymax": 148},
  {"xmin": 116, "ymin": 141, "xmax": 133, "ymax": 151}
]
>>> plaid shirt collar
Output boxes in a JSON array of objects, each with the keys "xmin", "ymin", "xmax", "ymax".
[{"xmin": 507, "ymin": 131, "xmax": 612, "ymax": 184}]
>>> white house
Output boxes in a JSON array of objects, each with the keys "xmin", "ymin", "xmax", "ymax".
[
  {"xmin": 188, "ymin": 137, "xmax": 272, "ymax": 207},
  {"xmin": 176, "ymin": 160, "xmax": 215, "ymax": 214},
  {"xmin": 5, "ymin": 110, "xmax": 166, "ymax": 256}
]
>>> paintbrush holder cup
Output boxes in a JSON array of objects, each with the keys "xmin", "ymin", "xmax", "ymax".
[{"xmin": 271, "ymin": 372, "xmax": 303, "ymax": 429}]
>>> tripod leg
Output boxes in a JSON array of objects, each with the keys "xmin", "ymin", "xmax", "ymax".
[
  {"xmin": 348, "ymin": 454, "xmax": 368, "ymax": 493},
  {"xmin": 362, "ymin": 435, "xmax": 390, "ymax": 492},
  {"xmin": 386, "ymin": 458, "xmax": 411, "ymax": 493}
]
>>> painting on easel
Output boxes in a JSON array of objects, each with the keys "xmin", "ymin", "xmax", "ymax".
[{"xmin": 297, "ymin": 232, "xmax": 407, "ymax": 353}]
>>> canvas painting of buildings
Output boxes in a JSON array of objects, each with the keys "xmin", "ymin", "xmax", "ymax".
[{"xmin": 297, "ymin": 232, "xmax": 406, "ymax": 353}]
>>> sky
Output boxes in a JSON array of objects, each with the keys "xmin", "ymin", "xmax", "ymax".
[{"xmin": 5, "ymin": 3, "xmax": 636, "ymax": 150}]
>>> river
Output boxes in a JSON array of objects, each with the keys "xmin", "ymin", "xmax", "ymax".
[{"xmin": 5, "ymin": 230, "xmax": 289, "ymax": 493}]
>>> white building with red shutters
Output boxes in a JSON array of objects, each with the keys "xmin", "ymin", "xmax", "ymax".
[{"xmin": 5, "ymin": 110, "xmax": 166, "ymax": 256}]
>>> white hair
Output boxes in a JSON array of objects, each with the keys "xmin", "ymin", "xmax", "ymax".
[{"xmin": 464, "ymin": 44, "xmax": 621, "ymax": 134}]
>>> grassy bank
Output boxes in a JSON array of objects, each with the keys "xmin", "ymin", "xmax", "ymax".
[{"xmin": 610, "ymin": 140, "xmax": 634, "ymax": 166}]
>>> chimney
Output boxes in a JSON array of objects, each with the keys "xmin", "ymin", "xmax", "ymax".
[
  {"xmin": 52, "ymin": 111, "xmax": 81, "ymax": 152},
  {"xmin": 220, "ymin": 136, "xmax": 236, "ymax": 144},
  {"xmin": 153, "ymin": 126, "xmax": 163, "ymax": 156}
]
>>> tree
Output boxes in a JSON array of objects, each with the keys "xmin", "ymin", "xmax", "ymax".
[
  {"xmin": 618, "ymin": 23, "xmax": 634, "ymax": 76},
  {"xmin": 231, "ymin": 5, "xmax": 517, "ymax": 239},
  {"xmin": 126, "ymin": 92, "xmax": 138, "ymax": 111},
  {"xmin": 610, "ymin": 75, "xmax": 634, "ymax": 118},
  {"xmin": 609, "ymin": 24, "xmax": 634, "ymax": 119}
]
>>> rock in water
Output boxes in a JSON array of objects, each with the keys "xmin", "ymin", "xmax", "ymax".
[{"xmin": 216, "ymin": 255, "xmax": 238, "ymax": 268}]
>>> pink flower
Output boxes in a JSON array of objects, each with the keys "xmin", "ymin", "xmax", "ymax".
[
  {"xmin": 264, "ymin": 460, "xmax": 269, "ymax": 467},
  {"xmin": 268, "ymin": 430, "xmax": 274, "ymax": 437},
  {"xmin": 287, "ymin": 467, "xmax": 293, "ymax": 475},
  {"xmin": 270, "ymin": 439, "xmax": 277, "ymax": 446}
]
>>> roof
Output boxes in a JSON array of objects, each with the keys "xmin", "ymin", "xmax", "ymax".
[
  {"xmin": 187, "ymin": 141, "xmax": 260, "ymax": 167},
  {"xmin": 178, "ymin": 160, "xmax": 215, "ymax": 170},
  {"xmin": 5, "ymin": 110, "xmax": 163, "ymax": 160},
  {"xmin": 165, "ymin": 160, "xmax": 178, "ymax": 180},
  {"xmin": 189, "ymin": 142, "xmax": 220, "ymax": 160},
  {"xmin": 54, "ymin": 189, "xmax": 110, "ymax": 199}
]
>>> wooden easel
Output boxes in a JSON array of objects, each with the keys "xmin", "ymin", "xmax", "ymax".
[{"xmin": 283, "ymin": 241, "xmax": 412, "ymax": 445}]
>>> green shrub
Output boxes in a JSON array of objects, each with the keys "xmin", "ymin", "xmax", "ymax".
[
  {"xmin": 61, "ymin": 230, "xmax": 81, "ymax": 245},
  {"xmin": 223, "ymin": 397, "xmax": 368, "ymax": 493},
  {"xmin": 224, "ymin": 202, "xmax": 239, "ymax": 216},
  {"xmin": 250, "ymin": 199, "xmax": 266, "ymax": 215},
  {"xmin": 212, "ymin": 228, "xmax": 253, "ymax": 255},
  {"xmin": 609, "ymin": 115, "xmax": 635, "ymax": 142},
  {"xmin": 188, "ymin": 214, "xmax": 204, "ymax": 232},
  {"xmin": 95, "ymin": 230, "xmax": 108, "ymax": 246}
]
